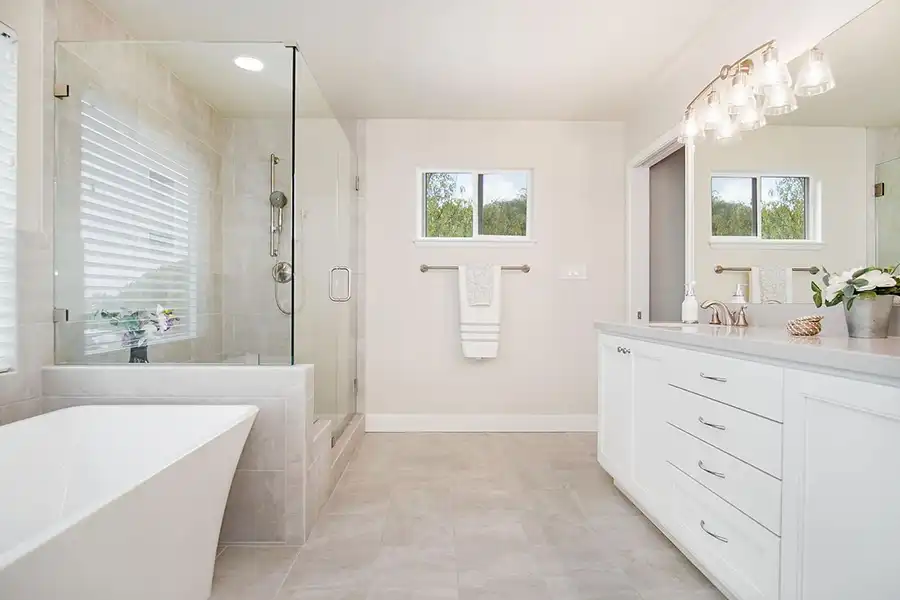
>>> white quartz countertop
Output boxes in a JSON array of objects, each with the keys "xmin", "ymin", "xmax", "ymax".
[{"xmin": 596, "ymin": 321, "xmax": 900, "ymax": 384}]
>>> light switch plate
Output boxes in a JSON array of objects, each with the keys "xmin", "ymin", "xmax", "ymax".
[{"xmin": 560, "ymin": 265, "xmax": 588, "ymax": 280}]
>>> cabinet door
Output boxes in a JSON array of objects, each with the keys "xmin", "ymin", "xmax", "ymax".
[
  {"xmin": 630, "ymin": 344, "xmax": 668, "ymax": 503},
  {"xmin": 782, "ymin": 370, "xmax": 900, "ymax": 600},
  {"xmin": 597, "ymin": 335, "xmax": 634, "ymax": 479}
]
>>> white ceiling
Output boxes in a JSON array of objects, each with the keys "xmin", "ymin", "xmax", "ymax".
[
  {"xmin": 777, "ymin": 0, "xmax": 900, "ymax": 128},
  {"xmin": 86, "ymin": 0, "xmax": 729, "ymax": 120},
  {"xmin": 145, "ymin": 43, "xmax": 333, "ymax": 117}
]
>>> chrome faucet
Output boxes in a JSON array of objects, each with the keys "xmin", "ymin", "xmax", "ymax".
[{"xmin": 700, "ymin": 300, "xmax": 749, "ymax": 327}]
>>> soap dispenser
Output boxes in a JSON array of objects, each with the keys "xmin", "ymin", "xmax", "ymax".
[{"xmin": 681, "ymin": 281, "xmax": 699, "ymax": 324}]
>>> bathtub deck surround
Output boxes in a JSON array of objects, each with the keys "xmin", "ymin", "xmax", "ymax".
[
  {"xmin": 39, "ymin": 364, "xmax": 359, "ymax": 546},
  {"xmin": 208, "ymin": 433, "xmax": 724, "ymax": 600},
  {"xmin": 0, "ymin": 405, "xmax": 257, "ymax": 600}
]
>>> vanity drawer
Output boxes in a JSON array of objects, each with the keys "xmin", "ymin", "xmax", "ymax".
[
  {"xmin": 667, "ymin": 385, "xmax": 783, "ymax": 478},
  {"xmin": 668, "ymin": 347, "xmax": 783, "ymax": 422},
  {"xmin": 667, "ymin": 424, "xmax": 782, "ymax": 534},
  {"xmin": 668, "ymin": 464, "xmax": 781, "ymax": 600}
]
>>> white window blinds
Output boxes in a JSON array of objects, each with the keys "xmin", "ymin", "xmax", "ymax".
[
  {"xmin": 80, "ymin": 92, "xmax": 199, "ymax": 355},
  {"xmin": 0, "ymin": 29, "xmax": 17, "ymax": 373}
]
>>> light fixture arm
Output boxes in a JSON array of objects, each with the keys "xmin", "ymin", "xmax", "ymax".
[{"xmin": 684, "ymin": 39, "xmax": 776, "ymax": 110}]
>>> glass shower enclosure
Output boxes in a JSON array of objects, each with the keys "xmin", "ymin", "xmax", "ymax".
[
  {"xmin": 52, "ymin": 40, "xmax": 358, "ymax": 436},
  {"xmin": 876, "ymin": 156, "xmax": 900, "ymax": 267}
]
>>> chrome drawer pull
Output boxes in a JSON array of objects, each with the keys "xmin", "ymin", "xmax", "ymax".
[
  {"xmin": 700, "ymin": 372, "xmax": 728, "ymax": 383},
  {"xmin": 698, "ymin": 460, "xmax": 726, "ymax": 479},
  {"xmin": 700, "ymin": 520, "xmax": 729, "ymax": 543},
  {"xmin": 698, "ymin": 416, "xmax": 726, "ymax": 431}
]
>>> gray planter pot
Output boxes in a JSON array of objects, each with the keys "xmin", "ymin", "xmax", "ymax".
[{"xmin": 845, "ymin": 295, "xmax": 895, "ymax": 339}]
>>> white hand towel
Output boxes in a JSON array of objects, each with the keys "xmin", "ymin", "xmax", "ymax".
[
  {"xmin": 750, "ymin": 266, "xmax": 793, "ymax": 304},
  {"xmin": 458, "ymin": 265, "xmax": 502, "ymax": 359}
]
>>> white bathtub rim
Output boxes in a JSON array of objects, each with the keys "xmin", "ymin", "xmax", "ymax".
[{"xmin": 0, "ymin": 404, "xmax": 259, "ymax": 571}]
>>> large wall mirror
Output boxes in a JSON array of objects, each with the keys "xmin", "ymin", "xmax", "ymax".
[{"xmin": 692, "ymin": 0, "xmax": 897, "ymax": 305}]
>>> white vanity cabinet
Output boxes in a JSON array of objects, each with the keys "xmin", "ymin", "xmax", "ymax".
[
  {"xmin": 596, "ymin": 335, "xmax": 633, "ymax": 479},
  {"xmin": 781, "ymin": 370, "xmax": 900, "ymax": 600},
  {"xmin": 596, "ymin": 327, "xmax": 900, "ymax": 600}
]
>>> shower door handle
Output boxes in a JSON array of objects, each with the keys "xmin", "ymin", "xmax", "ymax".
[{"xmin": 329, "ymin": 266, "xmax": 352, "ymax": 303}]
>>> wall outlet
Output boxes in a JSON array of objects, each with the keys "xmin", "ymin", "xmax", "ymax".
[{"xmin": 560, "ymin": 265, "xmax": 588, "ymax": 280}]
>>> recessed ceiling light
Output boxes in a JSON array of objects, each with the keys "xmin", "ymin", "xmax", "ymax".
[{"xmin": 234, "ymin": 56, "xmax": 264, "ymax": 72}]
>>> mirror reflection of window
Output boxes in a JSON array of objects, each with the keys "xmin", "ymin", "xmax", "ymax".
[{"xmin": 711, "ymin": 175, "xmax": 810, "ymax": 241}]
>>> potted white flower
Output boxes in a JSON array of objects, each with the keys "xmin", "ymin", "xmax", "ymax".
[{"xmin": 812, "ymin": 266, "xmax": 899, "ymax": 338}]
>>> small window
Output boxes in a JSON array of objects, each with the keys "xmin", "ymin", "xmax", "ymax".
[
  {"xmin": 421, "ymin": 170, "xmax": 530, "ymax": 240},
  {"xmin": 711, "ymin": 175, "xmax": 810, "ymax": 240}
]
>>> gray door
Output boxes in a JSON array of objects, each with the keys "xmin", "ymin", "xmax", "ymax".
[{"xmin": 649, "ymin": 148, "xmax": 686, "ymax": 323}]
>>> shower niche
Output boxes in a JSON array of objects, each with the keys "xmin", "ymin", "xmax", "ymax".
[{"xmin": 52, "ymin": 40, "xmax": 359, "ymax": 432}]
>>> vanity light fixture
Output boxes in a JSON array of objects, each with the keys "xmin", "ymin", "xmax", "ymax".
[
  {"xmin": 794, "ymin": 47, "xmax": 836, "ymax": 97},
  {"xmin": 678, "ymin": 40, "xmax": 835, "ymax": 144},
  {"xmin": 234, "ymin": 55, "xmax": 265, "ymax": 72},
  {"xmin": 763, "ymin": 82, "xmax": 798, "ymax": 116},
  {"xmin": 702, "ymin": 90, "xmax": 728, "ymax": 131},
  {"xmin": 679, "ymin": 106, "xmax": 704, "ymax": 140},
  {"xmin": 737, "ymin": 97, "xmax": 766, "ymax": 131},
  {"xmin": 715, "ymin": 115, "xmax": 742, "ymax": 143}
]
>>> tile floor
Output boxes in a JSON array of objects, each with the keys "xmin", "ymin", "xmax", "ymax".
[{"xmin": 211, "ymin": 433, "xmax": 725, "ymax": 600}]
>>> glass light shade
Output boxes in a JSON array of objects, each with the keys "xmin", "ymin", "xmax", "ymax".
[
  {"xmin": 728, "ymin": 71, "xmax": 755, "ymax": 114},
  {"xmin": 761, "ymin": 45, "xmax": 792, "ymax": 88},
  {"xmin": 737, "ymin": 97, "xmax": 767, "ymax": 131},
  {"xmin": 794, "ymin": 47, "xmax": 835, "ymax": 97},
  {"xmin": 763, "ymin": 83, "xmax": 798, "ymax": 116},
  {"xmin": 703, "ymin": 90, "xmax": 727, "ymax": 131},
  {"xmin": 679, "ymin": 107, "xmax": 704, "ymax": 141},
  {"xmin": 715, "ymin": 115, "xmax": 742, "ymax": 143}
]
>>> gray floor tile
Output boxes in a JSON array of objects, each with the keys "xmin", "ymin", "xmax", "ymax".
[{"xmin": 210, "ymin": 433, "xmax": 722, "ymax": 600}]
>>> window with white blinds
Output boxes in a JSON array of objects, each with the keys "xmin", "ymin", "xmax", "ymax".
[
  {"xmin": 80, "ymin": 92, "xmax": 199, "ymax": 355},
  {"xmin": 0, "ymin": 29, "xmax": 17, "ymax": 373}
]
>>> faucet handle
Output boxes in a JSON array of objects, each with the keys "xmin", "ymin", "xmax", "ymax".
[
  {"xmin": 734, "ymin": 305, "xmax": 749, "ymax": 327},
  {"xmin": 707, "ymin": 306, "xmax": 722, "ymax": 325}
]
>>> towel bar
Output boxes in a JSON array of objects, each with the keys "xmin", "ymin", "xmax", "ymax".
[
  {"xmin": 714, "ymin": 265, "xmax": 819, "ymax": 275},
  {"xmin": 420, "ymin": 264, "xmax": 531, "ymax": 273}
]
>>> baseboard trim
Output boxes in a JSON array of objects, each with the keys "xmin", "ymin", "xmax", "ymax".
[{"xmin": 364, "ymin": 413, "xmax": 597, "ymax": 433}]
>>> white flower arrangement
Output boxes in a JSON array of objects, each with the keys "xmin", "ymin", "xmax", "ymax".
[{"xmin": 812, "ymin": 265, "xmax": 900, "ymax": 309}]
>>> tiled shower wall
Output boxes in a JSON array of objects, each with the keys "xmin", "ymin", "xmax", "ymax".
[{"xmin": 220, "ymin": 118, "xmax": 293, "ymax": 364}]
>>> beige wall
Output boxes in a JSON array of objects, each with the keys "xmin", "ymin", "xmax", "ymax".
[
  {"xmin": 362, "ymin": 119, "xmax": 624, "ymax": 428},
  {"xmin": 694, "ymin": 126, "xmax": 868, "ymax": 302}
]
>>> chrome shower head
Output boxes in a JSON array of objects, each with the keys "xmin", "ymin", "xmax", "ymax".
[{"xmin": 269, "ymin": 190, "xmax": 288, "ymax": 209}]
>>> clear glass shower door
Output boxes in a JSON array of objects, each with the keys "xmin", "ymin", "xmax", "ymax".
[
  {"xmin": 293, "ymin": 52, "xmax": 358, "ymax": 440},
  {"xmin": 876, "ymin": 157, "xmax": 900, "ymax": 267}
]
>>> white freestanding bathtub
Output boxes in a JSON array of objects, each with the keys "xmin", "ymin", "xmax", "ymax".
[{"xmin": 0, "ymin": 404, "xmax": 258, "ymax": 600}]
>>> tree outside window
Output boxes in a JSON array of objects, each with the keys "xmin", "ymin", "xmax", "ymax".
[
  {"xmin": 423, "ymin": 171, "xmax": 529, "ymax": 239},
  {"xmin": 711, "ymin": 175, "xmax": 808, "ymax": 240}
]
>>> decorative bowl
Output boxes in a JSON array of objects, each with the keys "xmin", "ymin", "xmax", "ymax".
[{"xmin": 786, "ymin": 315, "xmax": 823, "ymax": 337}]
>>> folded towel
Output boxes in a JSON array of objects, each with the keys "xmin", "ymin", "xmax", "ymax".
[
  {"xmin": 465, "ymin": 264, "xmax": 495, "ymax": 306},
  {"xmin": 750, "ymin": 266, "xmax": 794, "ymax": 304},
  {"xmin": 458, "ymin": 265, "xmax": 502, "ymax": 359}
]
